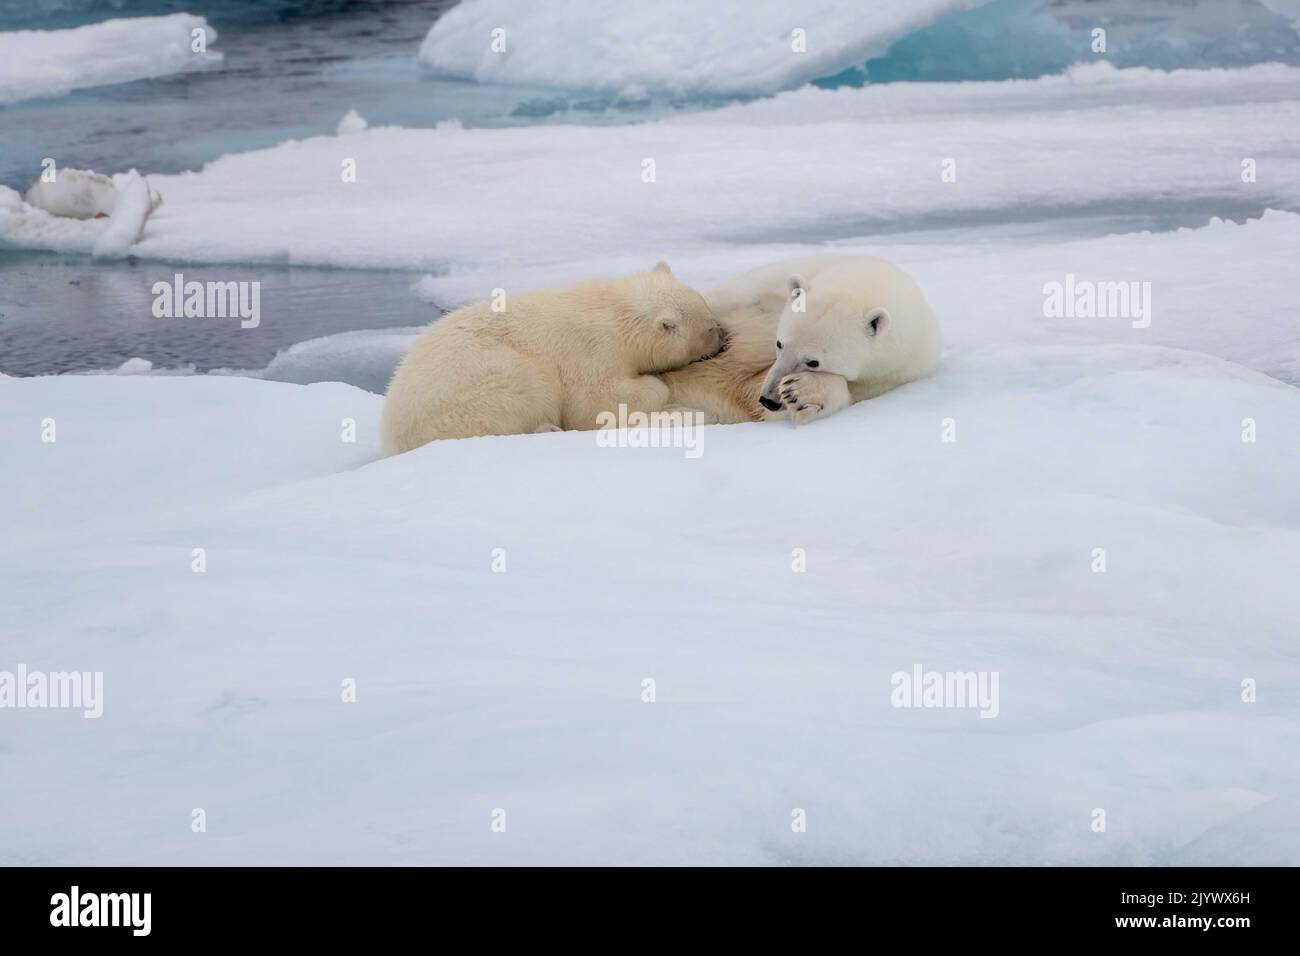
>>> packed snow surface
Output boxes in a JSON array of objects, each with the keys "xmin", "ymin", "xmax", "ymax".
[
  {"xmin": 0, "ymin": 14, "xmax": 220, "ymax": 105},
  {"xmin": 3, "ymin": 344, "xmax": 1298, "ymax": 864}
]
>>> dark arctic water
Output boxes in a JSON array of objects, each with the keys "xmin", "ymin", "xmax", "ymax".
[{"xmin": 0, "ymin": 251, "xmax": 435, "ymax": 375}]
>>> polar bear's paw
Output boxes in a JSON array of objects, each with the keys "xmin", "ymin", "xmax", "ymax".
[
  {"xmin": 777, "ymin": 373, "xmax": 827, "ymax": 423},
  {"xmin": 776, "ymin": 371, "xmax": 853, "ymax": 426}
]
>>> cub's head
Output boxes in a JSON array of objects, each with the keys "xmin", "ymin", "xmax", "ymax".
[
  {"xmin": 757, "ymin": 273, "xmax": 889, "ymax": 411},
  {"xmin": 633, "ymin": 261, "xmax": 724, "ymax": 372}
]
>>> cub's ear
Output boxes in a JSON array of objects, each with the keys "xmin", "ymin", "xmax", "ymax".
[
  {"xmin": 787, "ymin": 273, "xmax": 805, "ymax": 294},
  {"xmin": 658, "ymin": 312, "xmax": 679, "ymax": 333},
  {"xmin": 865, "ymin": 307, "xmax": 889, "ymax": 336},
  {"xmin": 653, "ymin": 260, "xmax": 673, "ymax": 275}
]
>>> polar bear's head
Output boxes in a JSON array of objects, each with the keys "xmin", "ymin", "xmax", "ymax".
[
  {"xmin": 633, "ymin": 261, "xmax": 724, "ymax": 372},
  {"xmin": 757, "ymin": 273, "xmax": 889, "ymax": 411}
]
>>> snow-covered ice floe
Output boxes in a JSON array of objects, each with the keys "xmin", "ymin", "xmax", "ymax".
[
  {"xmin": 0, "ymin": 14, "xmax": 221, "ymax": 105},
  {"xmin": 418, "ymin": 0, "xmax": 1300, "ymax": 93},
  {"xmin": 419, "ymin": 0, "xmax": 977, "ymax": 95},
  {"xmin": 3, "ymin": 62, "xmax": 1292, "ymax": 272},
  {"xmin": 3, "ymin": 343, "xmax": 1298, "ymax": 864}
]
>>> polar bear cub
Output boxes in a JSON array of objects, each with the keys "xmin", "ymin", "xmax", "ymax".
[
  {"xmin": 382, "ymin": 262, "xmax": 722, "ymax": 453},
  {"xmin": 755, "ymin": 257, "xmax": 940, "ymax": 424}
]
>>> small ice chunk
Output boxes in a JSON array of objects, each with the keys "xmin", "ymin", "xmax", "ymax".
[
  {"xmin": 336, "ymin": 109, "xmax": 369, "ymax": 135},
  {"xmin": 0, "ymin": 14, "xmax": 222, "ymax": 105}
]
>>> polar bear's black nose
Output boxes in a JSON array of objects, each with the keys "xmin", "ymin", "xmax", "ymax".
[{"xmin": 759, "ymin": 395, "xmax": 783, "ymax": 411}]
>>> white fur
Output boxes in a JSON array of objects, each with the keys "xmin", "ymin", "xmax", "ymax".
[{"xmin": 663, "ymin": 255, "xmax": 940, "ymax": 425}]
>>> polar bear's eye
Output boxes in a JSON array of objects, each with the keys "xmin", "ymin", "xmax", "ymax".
[
  {"xmin": 776, "ymin": 340, "xmax": 783, "ymax": 349},
  {"xmin": 805, "ymin": 359, "xmax": 820, "ymax": 368}
]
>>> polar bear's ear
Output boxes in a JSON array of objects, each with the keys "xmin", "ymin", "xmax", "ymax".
[
  {"xmin": 653, "ymin": 260, "xmax": 673, "ymax": 275},
  {"xmin": 865, "ymin": 307, "xmax": 889, "ymax": 337},
  {"xmin": 787, "ymin": 274, "xmax": 805, "ymax": 294}
]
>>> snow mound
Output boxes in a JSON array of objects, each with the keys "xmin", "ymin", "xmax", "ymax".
[
  {"xmin": 418, "ymin": 0, "xmax": 982, "ymax": 95},
  {"xmin": 2, "ymin": 344, "xmax": 1298, "ymax": 864},
  {"xmin": 0, "ymin": 14, "xmax": 221, "ymax": 105},
  {"xmin": 114, "ymin": 357, "xmax": 154, "ymax": 374}
]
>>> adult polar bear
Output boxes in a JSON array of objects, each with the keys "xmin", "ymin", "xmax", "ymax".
[{"xmin": 661, "ymin": 255, "xmax": 940, "ymax": 425}]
